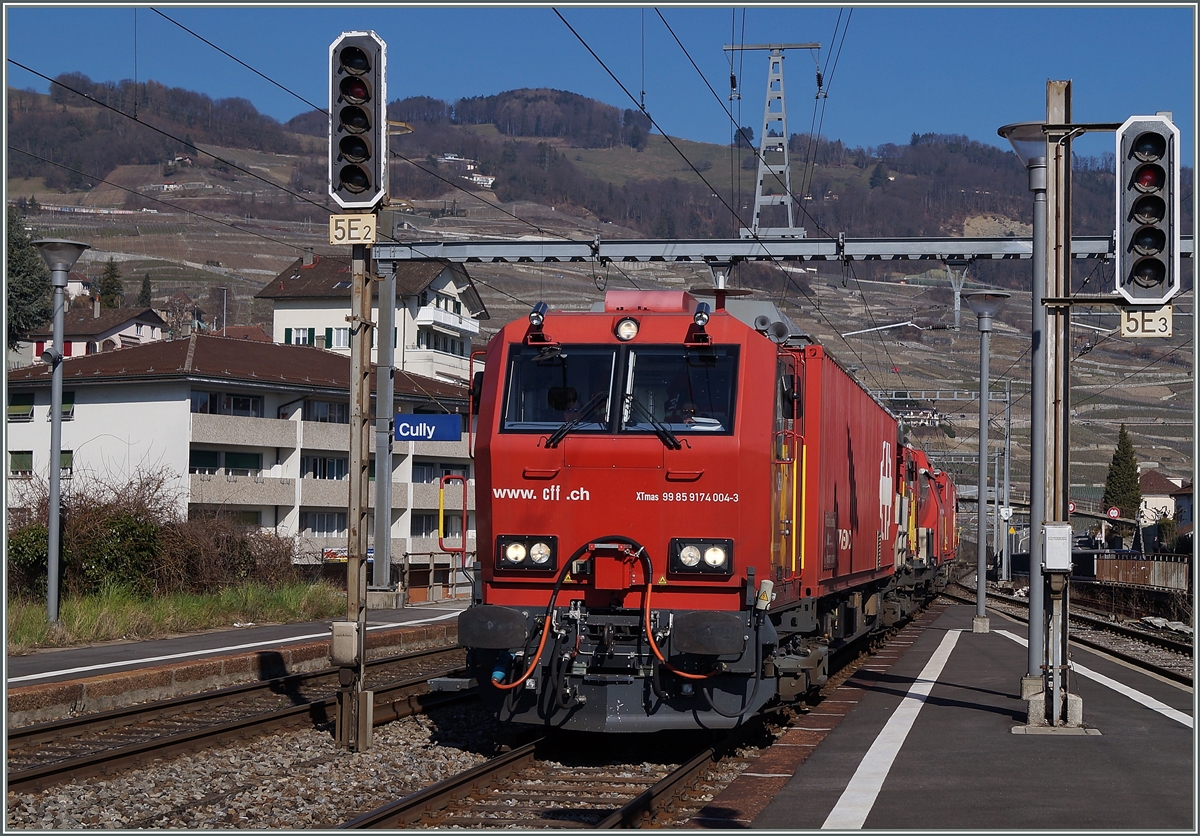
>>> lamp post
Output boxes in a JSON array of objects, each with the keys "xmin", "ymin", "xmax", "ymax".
[
  {"xmin": 964, "ymin": 291, "xmax": 1009, "ymax": 633},
  {"xmin": 997, "ymin": 121, "xmax": 1049, "ymax": 693},
  {"xmin": 32, "ymin": 238, "xmax": 90, "ymax": 625}
]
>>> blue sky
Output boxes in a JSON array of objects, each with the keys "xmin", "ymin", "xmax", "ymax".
[{"xmin": 4, "ymin": 5, "xmax": 1196, "ymax": 166}]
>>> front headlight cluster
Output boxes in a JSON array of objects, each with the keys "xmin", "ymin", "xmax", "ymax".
[
  {"xmin": 669, "ymin": 538, "xmax": 733, "ymax": 574},
  {"xmin": 497, "ymin": 535, "xmax": 557, "ymax": 571}
]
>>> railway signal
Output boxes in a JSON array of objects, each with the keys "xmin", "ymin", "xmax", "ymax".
[
  {"xmin": 328, "ymin": 31, "xmax": 387, "ymax": 210},
  {"xmin": 1114, "ymin": 115, "xmax": 1180, "ymax": 305}
]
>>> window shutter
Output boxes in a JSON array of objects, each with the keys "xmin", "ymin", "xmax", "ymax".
[
  {"xmin": 325, "ymin": 327, "xmax": 333, "ymax": 348},
  {"xmin": 284, "ymin": 328, "xmax": 292, "ymax": 344},
  {"xmin": 308, "ymin": 328, "xmax": 315, "ymax": 346}
]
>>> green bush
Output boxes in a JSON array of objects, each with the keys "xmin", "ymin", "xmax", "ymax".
[{"xmin": 7, "ymin": 523, "xmax": 48, "ymax": 596}]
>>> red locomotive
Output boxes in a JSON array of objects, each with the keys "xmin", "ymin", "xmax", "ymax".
[{"xmin": 451, "ymin": 289, "xmax": 958, "ymax": 731}]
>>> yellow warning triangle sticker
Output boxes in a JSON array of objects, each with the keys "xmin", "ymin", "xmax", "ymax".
[
  {"xmin": 564, "ymin": 573, "xmax": 574, "ymax": 583},
  {"xmin": 657, "ymin": 575, "xmax": 668, "ymax": 585}
]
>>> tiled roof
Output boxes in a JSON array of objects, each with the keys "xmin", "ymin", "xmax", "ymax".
[
  {"xmin": 25, "ymin": 307, "xmax": 166, "ymax": 339},
  {"xmin": 1169, "ymin": 482, "xmax": 1192, "ymax": 497},
  {"xmin": 7, "ymin": 334, "xmax": 468, "ymax": 405},
  {"xmin": 222, "ymin": 325, "xmax": 271, "ymax": 342},
  {"xmin": 255, "ymin": 255, "xmax": 447, "ymax": 300},
  {"xmin": 1139, "ymin": 469, "xmax": 1184, "ymax": 496},
  {"xmin": 255, "ymin": 254, "xmax": 489, "ymax": 319}
]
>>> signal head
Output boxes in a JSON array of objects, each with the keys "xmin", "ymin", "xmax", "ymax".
[
  {"xmin": 328, "ymin": 32, "xmax": 387, "ymax": 210},
  {"xmin": 1115, "ymin": 116, "xmax": 1179, "ymax": 306}
]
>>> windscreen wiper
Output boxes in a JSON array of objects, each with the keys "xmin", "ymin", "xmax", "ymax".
[
  {"xmin": 546, "ymin": 393, "xmax": 608, "ymax": 448},
  {"xmin": 624, "ymin": 394, "xmax": 682, "ymax": 450}
]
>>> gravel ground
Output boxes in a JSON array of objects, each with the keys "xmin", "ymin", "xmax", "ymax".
[
  {"xmin": 6, "ymin": 703, "xmax": 502, "ymax": 830},
  {"xmin": 948, "ymin": 588, "xmax": 1194, "ymax": 679}
]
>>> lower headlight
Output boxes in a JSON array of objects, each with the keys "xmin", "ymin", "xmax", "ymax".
[
  {"xmin": 679, "ymin": 545, "xmax": 701, "ymax": 567},
  {"xmin": 505, "ymin": 542, "xmax": 527, "ymax": 563},
  {"xmin": 529, "ymin": 541, "xmax": 552, "ymax": 564},
  {"xmin": 703, "ymin": 546, "xmax": 727, "ymax": 568}
]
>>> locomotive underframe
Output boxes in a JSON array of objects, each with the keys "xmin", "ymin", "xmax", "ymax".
[{"xmin": 457, "ymin": 561, "xmax": 954, "ymax": 731}]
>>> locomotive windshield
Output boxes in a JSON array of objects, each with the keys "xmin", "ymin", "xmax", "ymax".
[
  {"xmin": 501, "ymin": 343, "xmax": 738, "ymax": 436},
  {"xmin": 622, "ymin": 346, "xmax": 738, "ymax": 433},
  {"xmin": 501, "ymin": 345, "xmax": 617, "ymax": 432}
]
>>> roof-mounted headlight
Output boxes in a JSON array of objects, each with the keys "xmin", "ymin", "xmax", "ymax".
[
  {"xmin": 693, "ymin": 302, "xmax": 711, "ymax": 328},
  {"xmin": 615, "ymin": 317, "xmax": 639, "ymax": 341},
  {"xmin": 529, "ymin": 301, "xmax": 548, "ymax": 327}
]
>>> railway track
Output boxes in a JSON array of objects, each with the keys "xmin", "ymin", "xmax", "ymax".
[
  {"xmin": 943, "ymin": 584, "xmax": 1192, "ymax": 684},
  {"xmin": 339, "ymin": 729, "xmax": 755, "ymax": 829},
  {"xmin": 6, "ymin": 646, "xmax": 468, "ymax": 792}
]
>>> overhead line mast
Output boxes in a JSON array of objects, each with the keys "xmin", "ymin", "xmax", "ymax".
[{"xmin": 724, "ymin": 43, "xmax": 819, "ymax": 240}]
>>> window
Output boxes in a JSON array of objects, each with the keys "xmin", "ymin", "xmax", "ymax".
[
  {"xmin": 332, "ymin": 327, "xmax": 350, "ymax": 349},
  {"xmin": 189, "ymin": 449, "xmax": 219, "ymax": 474},
  {"xmin": 60, "ymin": 450, "xmax": 73, "ymax": 478},
  {"xmin": 59, "ymin": 391, "xmax": 75, "ymax": 420},
  {"xmin": 412, "ymin": 512, "xmax": 440, "ymax": 538},
  {"xmin": 303, "ymin": 400, "xmax": 350, "ymax": 423},
  {"xmin": 285, "ymin": 327, "xmax": 315, "ymax": 346},
  {"xmin": 191, "ymin": 391, "xmax": 264, "ymax": 417},
  {"xmin": 10, "ymin": 451, "xmax": 33, "ymax": 477},
  {"xmin": 224, "ymin": 451, "xmax": 262, "ymax": 476},
  {"xmin": 502, "ymin": 345, "xmax": 617, "ymax": 432},
  {"xmin": 301, "ymin": 511, "xmax": 347, "ymax": 537},
  {"xmin": 135, "ymin": 323, "xmax": 145, "ymax": 336},
  {"xmin": 301, "ymin": 455, "xmax": 348, "ymax": 480},
  {"xmin": 411, "ymin": 461, "xmax": 470, "ymax": 483},
  {"xmin": 8, "ymin": 393, "xmax": 34, "ymax": 422}
]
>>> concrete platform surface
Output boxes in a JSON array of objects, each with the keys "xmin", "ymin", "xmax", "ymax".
[
  {"xmin": 7, "ymin": 599, "xmax": 469, "ymax": 687},
  {"xmin": 751, "ymin": 604, "xmax": 1194, "ymax": 830}
]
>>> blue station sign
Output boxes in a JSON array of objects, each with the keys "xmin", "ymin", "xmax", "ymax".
[{"xmin": 394, "ymin": 413, "xmax": 462, "ymax": 442}]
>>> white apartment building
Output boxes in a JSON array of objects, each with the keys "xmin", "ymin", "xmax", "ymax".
[
  {"xmin": 255, "ymin": 253, "xmax": 488, "ymax": 385},
  {"xmin": 6, "ymin": 334, "xmax": 477, "ymax": 600}
]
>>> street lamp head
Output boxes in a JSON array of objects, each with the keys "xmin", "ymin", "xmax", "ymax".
[
  {"xmin": 997, "ymin": 122, "xmax": 1048, "ymax": 168},
  {"xmin": 964, "ymin": 291, "xmax": 1010, "ymax": 320},
  {"xmin": 32, "ymin": 239, "xmax": 90, "ymax": 274},
  {"xmin": 39, "ymin": 346, "xmax": 63, "ymax": 367}
]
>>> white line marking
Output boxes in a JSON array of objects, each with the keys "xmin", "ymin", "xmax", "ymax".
[
  {"xmin": 993, "ymin": 630, "xmax": 1193, "ymax": 729},
  {"xmin": 821, "ymin": 629, "xmax": 963, "ymax": 830},
  {"xmin": 8, "ymin": 610, "xmax": 462, "ymax": 684}
]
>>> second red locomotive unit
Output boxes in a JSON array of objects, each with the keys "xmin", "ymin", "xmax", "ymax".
[{"xmin": 449, "ymin": 289, "xmax": 958, "ymax": 731}]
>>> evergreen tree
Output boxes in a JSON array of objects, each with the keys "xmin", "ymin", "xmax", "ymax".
[
  {"xmin": 5, "ymin": 205, "xmax": 52, "ymax": 349},
  {"xmin": 138, "ymin": 273, "xmax": 153, "ymax": 307},
  {"xmin": 1102, "ymin": 424, "xmax": 1142, "ymax": 524},
  {"xmin": 97, "ymin": 258, "xmax": 124, "ymax": 308}
]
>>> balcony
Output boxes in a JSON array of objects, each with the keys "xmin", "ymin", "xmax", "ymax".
[
  {"xmin": 411, "ymin": 480, "xmax": 476, "ymax": 511},
  {"xmin": 415, "ymin": 307, "xmax": 480, "ymax": 335},
  {"xmin": 192, "ymin": 413, "xmax": 296, "ymax": 447},
  {"xmin": 189, "ymin": 473, "xmax": 296, "ymax": 505},
  {"xmin": 298, "ymin": 478, "xmax": 408, "ymax": 509}
]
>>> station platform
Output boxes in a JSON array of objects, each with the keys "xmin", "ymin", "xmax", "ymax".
[
  {"xmin": 6, "ymin": 599, "xmax": 469, "ymax": 688},
  {"xmin": 738, "ymin": 603, "xmax": 1194, "ymax": 830}
]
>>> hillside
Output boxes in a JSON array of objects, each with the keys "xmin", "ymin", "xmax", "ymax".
[{"xmin": 7, "ymin": 77, "xmax": 1194, "ymax": 494}]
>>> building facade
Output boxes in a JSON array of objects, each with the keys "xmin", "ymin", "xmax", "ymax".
[
  {"xmin": 7, "ymin": 335, "xmax": 476, "ymax": 599},
  {"xmin": 255, "ymin": 254, "xmax": 488, "ymax": 385}
]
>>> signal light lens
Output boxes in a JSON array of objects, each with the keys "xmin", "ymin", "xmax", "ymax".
[
  {"xmin": 1131, "ymin": 258, "xmax": 1166, "ymax": 288},
  {"xmin": 340, "ymin": 76, "xmax": 369, "ymax": 104},
  {"xmin": 339, "ymin": 105, "xmax": 370, "ymax": 134},
  {"xmin": 1133, "ymin": 164, "xmax": 1164, "ymax": 192},
  {"xmin": 1132, "ymin": 227, "xmax": 1166, "ymax": 256},
  {"xmin": 339, "ymin": 46, "xmax": 370, "ymax": 75},
  {"xmin": 1132, "ymin": 131, "xmax": 1166, "ymax": 161},
  {"xmin": 339, "ymin": 136, "xmax": 370, "ymax": 163},
  {"xmin": 338, "ymin": 165, "xmax": 370, "ymax": 193},
  {"xmin": 529, "ymin": 542, "xmax": 552, "ymax": 564},
  {"xmin": 1131, "ymin": 195, "xmax": 1166, "ymax": 225}
]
